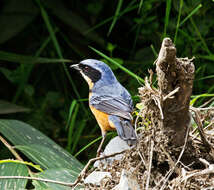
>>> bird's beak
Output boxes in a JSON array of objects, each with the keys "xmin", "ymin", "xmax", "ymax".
[{"xmin": 70, "ymin": 64, "xmax": 80, "ymax": 71}]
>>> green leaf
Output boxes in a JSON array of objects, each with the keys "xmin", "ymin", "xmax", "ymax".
[
  {"xmin": 106, "ymin": 43, "xmax": 116, "ymax": 54},
  {"xmin": 0, "ymin": 159, "xmax": 43, "ymax": 172},
  {"xmin": 16, "ymin": 145, "xmax": 80, "ymax": 172},
  {"xmin": 101, "ymin": 58, "xmax": 123, "ymax": 70},
  {"xmin": 197, "ymin": 54, "xmax": 214, "ymax": 62},
  {"xmin": 0, "ymin": 120, "xmax": 83, "ymax": 171},
  {"xmin": 0, "ymin": 162, "xmax": 28, "ymax": 189},
  {"xmin": 163, "ymin": 0, "xmax": 171, "ymax": 38},
  {"xmin": 0, "ymin": 51, "xmax": 72, "ymax": 64},
  {"xmin": 136, "ymin": 103, "xmax": 144, "ymax": 110},
  {"xmin": 174, "ymin": 0, "xmax": 183, "ymax": 44},
  {"xmin": 0, "ymin": 100, "xmax": 30, "ymax": 114},
  {"xmin": 190, "ymin": 94, "xmax": 214, "ymax": 106},
  {"xmin": 67, "ymin": 103, "xmax": 79, "ymax": 151},
  {"xmin": 35, "ymin": 168, "xmax": 82, "ymax": 190},
  {"xmin": 108, "ymin": 0, "xmax": 123, "ymax": 36},
  {"xmin": 36, "ymin": 0, "xmax": 88, "ymax": 115},
  {"xmin": 84, "ymin": 3, "xmax": 138, "ymax": 35},
  {"xmin": 179, "ymin": 4, "xmax": 202, "ymax": 27},
  {"xmin": 71, "ymin": 120, "xmax": 86, "ymax": 154},
  {"xmin": 66, "ymin": 100, "xmax": 77, "ymax": 130}
]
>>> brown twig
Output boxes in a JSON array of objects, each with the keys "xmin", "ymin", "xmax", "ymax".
[
  {"xmin": 0, "ymin": 176, "xmax": 75, "ymax": 186},
  {"xmin": 191, "ymin": 107, "xmax": 214, "ymax": 154},
  {"xmin": 199, "ymin": 97, "xmax": 214, "ymax": 108},
  {"xmin": 0, "ymin": 135, "xmax": 23, "ymax": 161},
  {"xmin": 163, "ymin": 87, "xmax": 180, "ymax": 101},
  {"xmin": 0, "ymin": 135, "xmax": 33, "ymax": 175},
  {"xmin": 181, "ymin": 164, "xmax": 214, "ymax": 182},
  {"xmin": 160, "ymin": 145, "xmax": 175, "ymax": 169}
]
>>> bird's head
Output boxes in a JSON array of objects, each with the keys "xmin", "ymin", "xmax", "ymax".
[{"xmin": 70, "ymin": 59, "xmax": 116, "ymax": 88}]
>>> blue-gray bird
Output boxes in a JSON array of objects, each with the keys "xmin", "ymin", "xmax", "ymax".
[{"xmin": 71, "ymin": 59, "xmax": 137, "ymax": 156}]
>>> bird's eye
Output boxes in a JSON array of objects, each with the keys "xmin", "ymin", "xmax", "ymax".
[{"xmin": 84, "ymin": 66, "xmax": 89, "ymax": 72}]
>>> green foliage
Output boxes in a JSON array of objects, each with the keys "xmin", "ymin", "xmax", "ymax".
[
  {"xmin": 0, "ymin": 120, "xmax": 82, "ymax": 189},
  {"xmin": 0, "ymin": 162, "xmax": 28, "ymax": 189},
  {"xmin": 0, "ymin": 0, "xmax": 214, "ymax": 188}
]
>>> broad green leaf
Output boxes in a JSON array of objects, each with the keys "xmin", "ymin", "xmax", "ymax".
[
  {"xmin": 0, "ymin": 120, "xmax": 83, "ymax": 172},
  {"xmin": 0, "ymin": 51, "xmax": 72, "ymax": 64},
  {"xmin": 0, "ymin": 162, "xmax": 28, "ymax": 189},
  {"xmin": 34, "ymin": 168, "xmax": 81, "ymax": 190},
  {"xmin": 0, "ymin": 100, "xmax": 30, "ymax": 114},
  {"xmin": 16, "ymin": 145, "xmax": 80, "ymax": 173}
]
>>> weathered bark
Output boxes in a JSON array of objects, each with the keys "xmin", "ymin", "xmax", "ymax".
[{"xmin": 156, "ymin": 38, "xmax": 195, "ymax": 146}]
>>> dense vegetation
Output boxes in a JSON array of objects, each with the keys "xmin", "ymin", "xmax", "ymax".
[{"xmin": 0, "ymin": 1, "xmax": 214, "ymax": 188}]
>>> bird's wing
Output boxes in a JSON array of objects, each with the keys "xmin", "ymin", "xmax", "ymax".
[{"xmin": 90, "ymin": 95, "xmax": 133, "ymax": 120}]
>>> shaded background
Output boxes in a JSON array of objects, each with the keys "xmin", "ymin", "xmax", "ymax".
[{"xmin": 0, "ymin": 0, "xmax": 214, "ymax": 163}]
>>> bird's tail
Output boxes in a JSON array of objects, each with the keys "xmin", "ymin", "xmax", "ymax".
[{"xmin": 108, "ymin": 115, "xmax": 137, "ymax": 146}]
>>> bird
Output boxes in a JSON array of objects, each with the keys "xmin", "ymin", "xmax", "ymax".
[{"xmin": 71, "ymin": 59, "xmax": 137, "ymax": 156}]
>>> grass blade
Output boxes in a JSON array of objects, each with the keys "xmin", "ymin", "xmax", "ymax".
[
  {"xmin": 74, "ymin": 136, "xmax": 102, "ymax": 158},
  {"xmin": 197, "ymin": 54, "xmax": 214, "ymax": 61},
  {"xmin": 163, "ymin": 0, "xmax": 171, "ymax": 38},
  {"xmin": 108, "ymin": 0, "xmax": 123, "ymax": 36},
  {"xmin": 138, "ymin": 0, "xmax": 144, "ymax": 13},
  {"xmin": 195, "ymin": 75, "xmax": 214, "ymax": 81},
  {"xmin": 67, "ymin": 103, "xmax": 79, "ymax": 151},
  {"xmin": 85, "ymin": 3, "xmax": 138, "ymax": 35},
  {"xmin": 71, "ymin": 120, "xmax": 86, "ymax": 154},
  {"xmin": 89, "ymin": 46, "xmax": 144, "ymax": 84},
  {"xmin": 180, "ymin": 4, "xmax": 202, "ymax": 27},
  {"xmin": 174, "ymin": 0, "xmax": 183, "ymax": 44},
  {"xmin": 150, "ymin": 44, "xmax": 158, "ymax": 57},
  {"xmin": 13, "ymin": 29, "xmax": 58, "ymax": 103},
  {"xmin": 74, "ymin": 132, "xmax": 114, "ymax": 157},
  {"xmin": 65, "ymin": 100, "xmax": 77, "ymax": 130},
  {"xmin": 191, "ymin": 94, "xmax": 214, "ymax": 106},
  {"xmin": 190, "ymin": 18, "xmax": 211, "ymax": 55},
  {"xmin": 36, "ymin": 0, "xmax": 88, "ymax": 115}
]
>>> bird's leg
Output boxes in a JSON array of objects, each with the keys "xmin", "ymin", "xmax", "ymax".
[{"xmin": 96, "ymin": 132, "xmax": 106, "ymax": 157}]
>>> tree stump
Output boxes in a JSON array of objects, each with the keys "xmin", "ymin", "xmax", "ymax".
[{"xmin": 156, "ymin": 38, "xmax": 195, "ymax": 146}]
